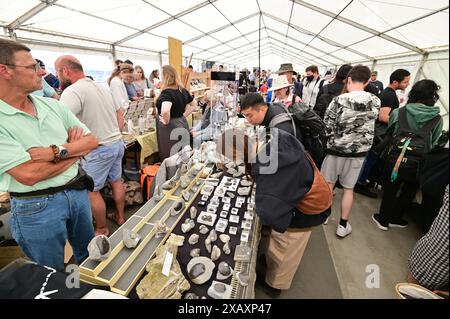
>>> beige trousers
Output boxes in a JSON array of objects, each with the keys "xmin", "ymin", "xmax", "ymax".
[{"xmin": 265, "ymin": 228, "xmax": 312, "ymax": 290}]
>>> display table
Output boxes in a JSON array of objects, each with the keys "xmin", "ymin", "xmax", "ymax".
[
  {"xmin": 122, "ymin": 129, "xmax": 158, "ymax": 167},
  {"xmin": 79, "ymin": 160, "xmax": 260, "ymax": 299}
]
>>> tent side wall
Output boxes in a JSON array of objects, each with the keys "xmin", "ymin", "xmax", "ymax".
[{"xmin": 369, "ymin": 50, "xmax": 449, "ymax": 130}]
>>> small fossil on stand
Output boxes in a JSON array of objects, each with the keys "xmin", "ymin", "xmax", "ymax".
[
  {"xmin": 155, "ymin": 220, "xmax": 170, "ymax": 238},
  {"xmin": 88, "ymin": 235, "xmax": 111, "ymax": 261},
  {"xmin": 207, "ymin": 281, "xmax": 232, "ymax": 299},
  {"xmin": 161, "ymin": 179, "xmax": 176, "ymax": 191},
  {"xmin": 181, "ymin": 190, "xmax": 190, "ymax": 202},
  {"xmin": 187, "ymin": 257, "xmax": 215, "ymax": 285},
  {"xmin": 180, "ymin": 176, "xmax": 190, "ymax": 189},
  {"xmin": 170, "ymin": 200, "xmax": 185, "ymax": 216},
  {"xmin": 122, "ymin": 228, "xmax": 141, "ymax": 249}
]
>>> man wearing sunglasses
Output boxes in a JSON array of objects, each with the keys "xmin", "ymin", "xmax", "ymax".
[{"xmin": 0, "ymin": 39, "xmax": 98, "ymax": 270}]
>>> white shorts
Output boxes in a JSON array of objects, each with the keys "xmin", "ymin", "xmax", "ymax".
[{"xmin": 320, "ymin": 155, "xmax": 365, "ymax": 189}]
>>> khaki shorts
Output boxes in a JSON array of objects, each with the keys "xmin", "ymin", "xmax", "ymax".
[{"xmin": 321, "ymin": 155, "xmax": 365, "ymax": 189}]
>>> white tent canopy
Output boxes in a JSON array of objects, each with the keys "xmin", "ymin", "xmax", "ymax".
[{"xmin": 1, "ymin": 0, "xmax": 449, "ymax": 126}]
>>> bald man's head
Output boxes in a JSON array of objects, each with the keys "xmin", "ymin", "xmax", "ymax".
[
  {"xmin": 55, "ymin": 55, "xmax": 85, "ymax": 90},
  {"xmin": 55, "ymin": 55, "xmax": 84, "ymax": 72}
]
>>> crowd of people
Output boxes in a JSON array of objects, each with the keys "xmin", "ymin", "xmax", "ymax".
[
  {"xmin": 0, "ymin": 38, "xmax": 205, "ymax": 271},
  {"xmin": 0, "ymin": 37, "xmax": 447, "ymax": 297},
  {"xmin": 236, "ymin": 61, "xmax": 448, "ymax": 296}
]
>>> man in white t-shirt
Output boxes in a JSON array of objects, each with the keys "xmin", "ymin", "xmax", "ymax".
[{"xmin": 56, "ymin": 55, "xmax": 126, "ymax": 237}]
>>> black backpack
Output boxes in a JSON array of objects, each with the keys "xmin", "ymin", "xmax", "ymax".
[
  {"xmin": 269, "ymin": 102, "xmax": 328, "ymax": 166},
  {"xmin": 313, "ymin": 85, "xmax": 334, "ymax": 119},
  {"xmin": 383, "ymin": 107, "xmax": 440, "ymax": 183}
]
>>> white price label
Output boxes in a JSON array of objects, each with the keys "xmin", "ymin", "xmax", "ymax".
[{"xmin": 162, "ymin": 251, "xmax": 173, "ymax": 277}]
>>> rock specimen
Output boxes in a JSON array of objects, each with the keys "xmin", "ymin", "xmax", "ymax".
[
  {"xmin": 207, "ymin": 281, "xmax": 232, "ymax": 299},
  {"xmin": 219, "ymin": 234, "xmax": 230, "ymax": 244},
  {"xmin": 181, "ymin": 190, "xmax": 190, "ymax": 202},
  {"xmin": 240, "ymin": 180, "xmax": 252, "ymax": 187},
  {"xmin": 217, "ymin": 262, "xmax": 233, "ymax": 280},
  {"xmin": 237, "ymin": 187, "xmax": 251, "ymax": 196},
  {"xmin": 155, "ymin": 220, "xmax": 170, "ymax": 238},
  {"xmin": 186, "ymin": 257, "xmax": 215, "ymax": 285},
  {"xmin": 211, "ymin": 245, "xmax": 221, "ymax": 261},
  {"xmin": 188, "ymin": 233, "xmax": 199, "ymax": 245},
  {"xmin": 122, "ymin": 228, "xmax": 141, "ymax": 249},
  {"xmin": 184, "ymin": 292, "xmax": 200, "ymax": 299},
  {"xmin": 236, "ymin": 272, "xmax": 249, "ymax": 287},
  {"xmin": 207, "ymin": 229, "xmax": 217, "ymax": 242},
  {"xmin": 223, "ymin": 242, "xmax": 231, "ymax": 255},
  {"xmin": 226, "ymin": 192, "xmax": 235, "ymax": 198},
  {"xmin": 170, "ymin": 200, "xmax": 184, "ymax": 216},
  {"xmin": 205, "ymin": 238, "xmax": 212, "ymax": 253},
  {"xmin": 137, "ymin": 235, "xmax": 189, "ymax": 299},
  {"xmin": 190, "ymin": 206, "xmax": 198, "ymax": 219},
  {"xmin": 190, "ymin": 248, "xmax": 200, "ymax": 258},
  {"xmin": 181, "ymin": 219, "xmax": 195, "ymax": 233},
  {"xmin": 180, "ymin": 176, "xmax": 190, "ymax": 189},
  {"xmin": 199, "ymin": 225, "xmax": 209, "ymax": 235},
  {"xmin": 88, "ymin": 235, "xmax": 111, "ymax": 261},
  {"xmin": 161, "ymin": 179, "xmax": 176, "ymax": 190},
  {"xmin": 210, "ymin": 171, "xmax": 223, "ymax": 179}
]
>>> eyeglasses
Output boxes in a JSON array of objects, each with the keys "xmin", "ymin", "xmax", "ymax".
[{"xmin": 4, "ymin": 62, "xmax": 41, "ymax": 72}]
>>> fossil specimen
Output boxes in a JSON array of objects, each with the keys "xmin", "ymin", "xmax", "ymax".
[
  {"xmin": 88, "ymin": 235, "xmax": 111, "ymax": 261},
  {"xmin": 122, "ymin": 228, "xmax": 141, "ymax": 249},
  {"xmin": 187, "ymin": 257, "xmax": 215, "ymax": 285}
]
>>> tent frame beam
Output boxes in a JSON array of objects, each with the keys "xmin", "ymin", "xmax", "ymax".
[
  {"xmin": 182, "ymin": 12, "xmax": 261, "ymax": 46},
  {"xmin": 188, "ymin": 28, "xmax": 261, "ymax": 59},
  {"xmin": 293, "ymin": 0, "xmax": 425, "ymax": 55},
  {"xmin": 413, "ymin": 52, "xmax": 429, "ymax": 84},
  {"xmin": 114, "ymin": 0, "xmax": 216, "ymax": 45},
  {"xmin": 7, "ymin": 0, "xmax": 58, "ymax": 30},
  {"xmin": 268, "ymin": 36, "xmax": 331, "ymax": 65},
  {"xmin": 265, "ymin": 27, "xmax": 344, "ymax": 63},
  {"xmin": 262, "ymin": 12, "xmax": 373, "ymax": 60}
]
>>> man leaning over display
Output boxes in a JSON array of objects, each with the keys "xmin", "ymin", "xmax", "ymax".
[{"xmin": 0, "ymin": 39, "xmax": 98, "ymax": 270}]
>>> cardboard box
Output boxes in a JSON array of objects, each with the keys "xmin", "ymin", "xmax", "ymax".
[{"xmin": 0, "ymin": 244, "xmax": 26, "ymax": 269}]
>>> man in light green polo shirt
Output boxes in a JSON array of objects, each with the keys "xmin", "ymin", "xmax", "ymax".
[{"xmin": 0, "ymin": 39, "xmax": 98, "ymax": 270}]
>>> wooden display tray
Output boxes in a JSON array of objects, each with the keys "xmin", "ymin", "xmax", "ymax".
[{"xmin": 79, "ymin": 165, "xmax": 206, "ymax": 296}]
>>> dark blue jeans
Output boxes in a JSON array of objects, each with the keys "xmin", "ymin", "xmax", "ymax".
[
  {"xmin": 357, "ymin": 150, "xmax": 379, "ymax": 185},
  {"xmin": 10, "ymin": 189, "xmax": 94, "ymax": 270}
]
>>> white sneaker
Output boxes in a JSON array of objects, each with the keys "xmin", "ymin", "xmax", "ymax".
[{"xmin": 336, "ymin": 223, "xmax": 352, "ymax": 238}]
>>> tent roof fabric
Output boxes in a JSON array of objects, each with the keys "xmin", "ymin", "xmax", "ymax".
[{"xmin": 0, "ymin": 0, "xmax": 448, "ymax": 68}]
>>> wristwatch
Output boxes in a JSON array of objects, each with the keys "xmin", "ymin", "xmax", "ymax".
[
  {"xmin": 50, "ymin": 145, "xmax": 69, "ymax": 163},
  {"xmin": 58, "ymin": 145, "xmax": 69, "ymax": 159}
]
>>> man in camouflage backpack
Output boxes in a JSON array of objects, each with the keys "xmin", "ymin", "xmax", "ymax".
[{"xmin": 321, "ymin": 65, "xmax": 380, "ymax": 238}]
